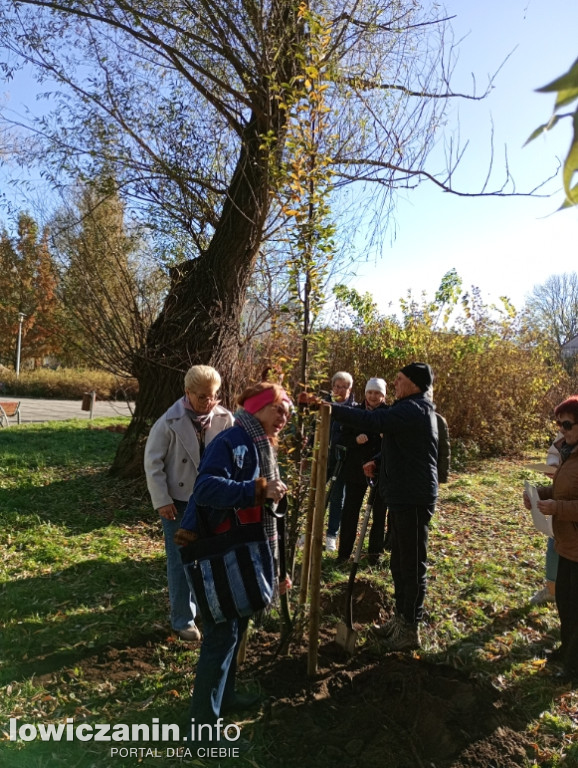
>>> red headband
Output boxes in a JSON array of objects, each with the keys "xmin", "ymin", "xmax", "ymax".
[{"xmin": 243, "ymin": 388, "xmax": 292, "ymax": 414}]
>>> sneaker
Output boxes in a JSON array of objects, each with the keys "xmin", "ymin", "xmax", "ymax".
[
  {"xmin": 530, "ymin": 586, "xmax": 555, "ymax": 605},
  {"xmin": 325, "ymin": 535, "xmax": 337, "ymax": 552},
  {"xmin": 381, "ymin": 617, "xmax": 421, "ymax": 651},
  {"xmin": 177, "ymin": 623, "xmax": 202, "ymax": 642},
  {"xmin": 371, "ymin": 614, "xmax": 400, "ymax": 639}
]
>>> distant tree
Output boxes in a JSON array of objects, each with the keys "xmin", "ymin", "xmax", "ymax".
[
  {"xmin": 524, "ymin": 272, "xmax": 578, "ymax": 349},
  {"xmin": 51, "ymin": 182, "xmax": 168, "ymax": 376},
  {"xmin": 0, "ymin": 213, "xmax": 60, "ymax": 367}
]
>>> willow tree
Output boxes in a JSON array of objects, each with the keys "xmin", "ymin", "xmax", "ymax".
[{"xmin": 0, "ymin": 1, "xmax": 500, "ymax": 474}]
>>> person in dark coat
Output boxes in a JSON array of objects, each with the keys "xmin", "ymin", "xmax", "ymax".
[
  {"xmin": 336, "ymin": 377, "xmax": 388, "ymax": 564},
  {"xmin": 328, "ymin": 362, "xmax": 438, "ymax": 651},
  {"xmin": 324, "ymin": 371, "xmax": 356, "ymax": 551}
]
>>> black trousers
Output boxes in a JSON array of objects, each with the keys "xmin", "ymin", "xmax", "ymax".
[
  {"xmin": 555, "ymin": 554, "xmax": 578, "ymax": 672},
  {"xmin": 338, "ymin": 482, "xmax": 388, "ymax": 560},
  {"xmin": 389, "ymin": 503, "xmax": 435, "ymax": 624}
]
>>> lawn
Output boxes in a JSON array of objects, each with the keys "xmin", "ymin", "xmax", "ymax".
[{"xmin": 0, "ymin": 420, "xmax": 577, "ymax": 768}]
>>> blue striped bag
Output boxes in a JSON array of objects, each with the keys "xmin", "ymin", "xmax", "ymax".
[{"xmin": 180, "ymin": 512, "xmax": 275, "ymax": 624}]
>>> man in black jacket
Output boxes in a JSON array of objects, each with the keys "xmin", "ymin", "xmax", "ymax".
[{"xmin": 329, "ymin": 362, "xmax": 438, "ymax": 651}]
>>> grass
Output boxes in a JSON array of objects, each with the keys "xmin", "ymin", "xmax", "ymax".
[{"xmin": 1, "ymin": 422, "xmax": 578, "ymax": 767}]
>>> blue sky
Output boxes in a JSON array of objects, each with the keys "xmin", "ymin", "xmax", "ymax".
[
  {"xmin": 351, "ymin": 0, "xmax": 578, "ymax": 313},
  {"xmin": 1, "ymin": 0, "xmax": 576, "ymax": 315}
]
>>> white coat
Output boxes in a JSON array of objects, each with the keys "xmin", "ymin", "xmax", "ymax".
[{"xmin": 144, "ymin": 398, "xmax": 234, "ymax": 510}]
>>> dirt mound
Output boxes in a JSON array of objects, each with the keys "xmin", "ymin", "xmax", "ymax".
[
  {"xmin": 237, "ymin": 576, "xmax": 534, "ymax": 768},
  {"xmin": 246, "ymin": 632, "xmax": 532, "ymax": 768}
]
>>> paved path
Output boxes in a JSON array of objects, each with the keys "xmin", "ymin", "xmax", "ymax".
[{"xmin": 1, "ymin": 396, "xmax": 134, "ymax": 424}]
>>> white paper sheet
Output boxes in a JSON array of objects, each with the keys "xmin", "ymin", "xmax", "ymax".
[{"xmin": 524, "ymin": 480, "xmax": 554, "ymax": 537}]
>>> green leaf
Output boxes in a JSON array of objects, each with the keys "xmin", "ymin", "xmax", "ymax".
[
  {"xmin": 523, "ymin": 115, "xmax": 561, "ymax": 146},
  {"xmin": 562, "ymin": 110, "xmax": 578, "ymax": 201},
  {"xmin": 537, "ymin": 56, "xmax": 578, "ymax": 95}
]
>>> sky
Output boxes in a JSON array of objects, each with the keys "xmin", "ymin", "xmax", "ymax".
[
  {"xmin": 0, "ymin": 0, "xmax": 577, "ymax": 316},
  {"xmin": 351, "ymin": 0, "xmax": 578, "ymax": 314}
]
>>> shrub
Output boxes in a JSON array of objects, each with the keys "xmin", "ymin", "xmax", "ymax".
[
  {"xmin": 307, "ymin": 282, "xmax": 570, "ymax": 458},
  {"xmin": 0, "ymin": 368, "xmax": 138, "ymax": 400}
]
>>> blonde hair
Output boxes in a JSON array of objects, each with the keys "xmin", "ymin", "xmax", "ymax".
[{"xmin": 184, "ymin": 365, "xmax": 221, "ymax": 394}]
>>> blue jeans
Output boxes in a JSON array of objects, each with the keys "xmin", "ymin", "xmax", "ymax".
[
  {"xmin": 546, "ymin": 536, "xmax": 559, "ymax": 582},
  {"xmin": 161, "ymin": 500, "xmax": 196, "ymax": 631},
  {"xmin": 190, "ymin": 615, "xmax": 249, "ymax": 725}
]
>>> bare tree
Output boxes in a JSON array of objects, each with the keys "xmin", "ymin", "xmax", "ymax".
[
  {"xmin": 0, "ymin": 1, "xmax": 519, "ymax": 474},
  {"xmin": 524, "ymin": 272, "xmax": 578, "ymax": 349}
]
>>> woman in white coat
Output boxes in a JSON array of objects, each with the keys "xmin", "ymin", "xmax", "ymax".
[{"xmin": 144, "ymin": 365, "xmax": 234, "ymax": 640}]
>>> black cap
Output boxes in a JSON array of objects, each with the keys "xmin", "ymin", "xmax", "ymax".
[{"xmin": 400, "ymin": 363, "xmax": 433, "ymax": 393}]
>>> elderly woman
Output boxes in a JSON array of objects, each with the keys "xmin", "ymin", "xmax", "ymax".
[
  {"xmin": 524, "ymin": 395, "xmax": 578, "ymax": 680},
  {"xmin": 144, "ymin": 365, "xmax": 234, "ymax": 641},
  {"xmin": 176, "ymin": 381, "xmax": 291, "ymax": 733}
]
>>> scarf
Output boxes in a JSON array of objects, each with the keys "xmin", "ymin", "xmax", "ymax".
[
  {"xmin": 559, "ymin": 440, "xmax": 575, "ymax": 464},
  {"xmin": 182, "ymin": 395, "xmax": 214, "ymax": 456},
  {"xmin": 234, "ymin": 406, "xmax": 279, "ymax": 561}
]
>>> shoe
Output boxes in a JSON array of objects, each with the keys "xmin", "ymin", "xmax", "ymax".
[
  {"xmin": 371, "ymin": 614, "xmax": 400, "ymax": 639},
  {"xmin": 177, "ymin": 623, "xmax": 201, "ymax": 642},
  {"xmin": 380, "ymin": 616, "xmax": 421, "ymax": 652},
  {"xmin": 545, "ymin": 646, "xmax": 566, "ymax": 664},
  {"xmin": 529, "ymin": 586, "xmax": 555, "ymax": 605},
  {"xmin": 552, "ymin": 666, "xmax": 578, "ymax": 686},
  {"xmin": 220, "ymin": 691, "xmax": 262, "ymax": 715},
  {"xmin": 325, "ymin": 535, "xmax": 337, "ymax": 552}
]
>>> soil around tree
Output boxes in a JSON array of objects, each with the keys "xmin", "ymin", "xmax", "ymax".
[{"xmin": 46, "ymin": 575, "xmax": 550, "ymax": 768}]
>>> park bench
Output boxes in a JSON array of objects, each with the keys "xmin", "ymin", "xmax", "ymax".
[{"xmin": 0, "ymin": 401, "xmax": 21, "ymax": 428}]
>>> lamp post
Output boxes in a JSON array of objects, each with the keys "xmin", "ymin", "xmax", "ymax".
[{"xmin": 16, "ymin": 312, "xmax": 26, "ymax": 379}]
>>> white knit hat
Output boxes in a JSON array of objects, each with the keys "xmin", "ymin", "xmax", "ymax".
[{"xmin": 365, "ymin": 377, "xmax": 386, "ymax": 396}]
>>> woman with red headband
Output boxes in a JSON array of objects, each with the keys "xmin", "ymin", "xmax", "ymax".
[{"xmin": 175, "ymin": 381, "xmax": 292, "ymax": 738}]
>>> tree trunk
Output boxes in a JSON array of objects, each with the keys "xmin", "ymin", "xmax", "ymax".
[{"xmin": 110, "ymin": 116, "xmax": 272, "ymax": 477}]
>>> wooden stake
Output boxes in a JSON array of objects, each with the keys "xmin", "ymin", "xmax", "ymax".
[
  {"xmin": 299, "ymin": 423, "xmax": 319, "ymax": 607},
  {"xmin": 307, "ymin": 402, "xmax": 331, "ymax": 677},
  {"xmin": 237, "ymin": 626, "xmax": 249, "ymax": 665}
]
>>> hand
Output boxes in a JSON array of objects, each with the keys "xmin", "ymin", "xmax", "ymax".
[
  {"xmin": 266, "ymin": 479, "xmax": 287, "ymax": 503},
  {"xmin": 363, "ymin": 460, "xmax": 377, "ymax": 478},
  {"xmin": 522, "ymin": 492, "xmax": 532, "ymax": 511},
  {"xmin": 279, "ymin": 575, "xmax": 292, "ymax": 595},
  {"xmin": 356, "ymin": 434, "xmax": 368, "ymax": 445},
  {"xmin": 158, "ymin": 503, "xmax": 177, "ymax": 520},
  {"xmin": 537, "ymin": 499, "xmax": 556, "ymax": 515}
]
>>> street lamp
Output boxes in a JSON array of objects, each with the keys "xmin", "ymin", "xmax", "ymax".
[{"xmin": 16, "ymin": 312, "xmax": 26, "ymax": 379}]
